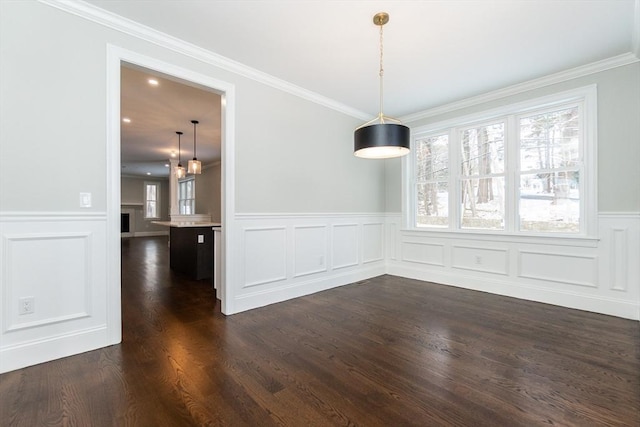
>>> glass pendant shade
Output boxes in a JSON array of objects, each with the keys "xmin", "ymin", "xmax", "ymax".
[
  {"xmin": 174, "ymin": 131, "xmax": 186, "ymax": 178},
  {"xmin": 175, "ymin": 164, "xmax": 186, "ymax": 179},
  {"xmin": 188, "ymin": 159, "xmax": 201, "ymax": 174}
]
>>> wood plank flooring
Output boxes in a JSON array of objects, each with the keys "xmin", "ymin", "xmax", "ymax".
[{"xmin": 1, "ymin": 235, "xmax": 638, "ymax": 426}]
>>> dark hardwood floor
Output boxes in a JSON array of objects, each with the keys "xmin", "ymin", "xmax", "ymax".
[{"xmin": 1, "ymin": 236, "xmax": 638, "ymax": 426}]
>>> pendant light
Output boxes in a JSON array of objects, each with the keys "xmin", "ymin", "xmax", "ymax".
[
  {"xmin": 354, "ymin": 12, "xmax": 410, "ymax": 159},
  {"xmin": 174, "ymin": 131, "xmax": 186, "ymax": 179},
  {"xmin": 188, "ymin": 120, "xmax": 202, "ymax": 174}
]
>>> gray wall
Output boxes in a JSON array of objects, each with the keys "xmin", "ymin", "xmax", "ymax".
[
  {"xmin": 386, "ymin": 63, "xmax": 640, "ymax": 213},
  {"xmin": 0, "ymin": 1, "xmax": 384, "ymax": 215},
  {"xmin": 195, "ymin": 163, "xmax": 222, "ymax": 222}
]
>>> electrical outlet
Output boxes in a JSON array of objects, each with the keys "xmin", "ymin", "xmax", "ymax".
[
  {"xmin": 18, "ymin": 297, "xmax": 35, "ymax": 315},
  {"xmin": 474, "ymin": 255, "xmax": 482, "ymax": 265},
  {"xmin": 197, "ymin": 234, "xmax": 204, "ymax": 243}
]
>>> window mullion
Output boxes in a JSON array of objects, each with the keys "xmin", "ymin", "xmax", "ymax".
[
  {"xmin": 505, "ymin": 114, "xmax": 518, "ymax": 233},
  {"xmin": 449, "ymin": 127, "xmax": 460, "ymax": 231}
]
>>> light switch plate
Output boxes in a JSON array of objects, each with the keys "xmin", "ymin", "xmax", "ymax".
[{"xmin": 80, "ymin": 192, "xmax": 92, "ymax": 208}]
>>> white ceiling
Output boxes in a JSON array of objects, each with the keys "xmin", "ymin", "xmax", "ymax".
[
  {"xmin": 89, "ymin": 0, "xmax": 638, "ymax": 177},
  {"xmin": 120, "ymin": 65, "xmax": 221, "ymax": 178}
]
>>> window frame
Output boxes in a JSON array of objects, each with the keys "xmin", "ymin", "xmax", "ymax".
[
  {"xmin": 144, "ymin": 181, "xmax": 160, "ymax": 219},
  {"xmin": 178, "ymin": 176, "xmax": 196, "ymax": 215},
  {"xmin": 403, "ymin": 85, "xmax": 597, "ymax": 240}
]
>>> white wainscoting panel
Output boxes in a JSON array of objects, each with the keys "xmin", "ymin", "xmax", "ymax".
[
  {"xmin": 0, "ymin": 213, "xmax": 109, "ymax": 373},
  {"xmin": 518, "ymin": 250, "xmax": 597, "ymax": 288},
  {"xmin": 332, "ymin": 224, "xmax": 359, "ymax": 270},
  {"xmin": 609, "ymin": 228, "xmax": 628, "ymax": 291},
  {"xmin": 5, "ymin": 232, "xmax": 91, "ymax": 331},
  {"xmin": 362, "ymin": 223, "xmax": 384, "ymax": 264},
  {"xmin": 401, "ymin": 241, "xmax": 445, "ymax": 266},
  {"xmin": 386, "ymin": 222, "xmax": 397, "ymax": 261},
  {"xmin": 231, "ymin": 214, "xmax": 386, "ymax": 313},
  {"xmin": 243, "ymin": 227, "xmax": 287, "ymax": 288},
  {"xmin": 452, "ymin": 245, "xmax": 509, "ymax": 275},
  {"xmin": 387, "ymin": 213, "xmax": 640, "ymax": 320},
  {"xmin": 294, "ymin": 225, "xmax": 327, "ymax": 278}
]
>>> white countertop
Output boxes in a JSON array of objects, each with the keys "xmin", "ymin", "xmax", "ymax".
[{"xmin": 152, "ymin": 221, "xmax": 221, "ymax": 228}]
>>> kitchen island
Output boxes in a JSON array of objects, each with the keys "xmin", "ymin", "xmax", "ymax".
[{"xmin": 153, "ymin": 221, "xmax": 221, "ymax": 282}]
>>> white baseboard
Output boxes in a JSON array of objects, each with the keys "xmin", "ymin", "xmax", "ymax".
[
  {"xmin": 0, "ymin": 325, "xmax": 110, "ymax": 374},
  {"xmin": 388, "ymin": 263, "xmax": 639, "ymax": 320},
  {"xmin": 232, "ymin": 265, "xmax": 386, "ymax": 314}
]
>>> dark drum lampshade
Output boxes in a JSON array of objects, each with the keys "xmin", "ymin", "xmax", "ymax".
[{"xmin": 354, "ymin": 123, "xmax": 410, "ymax": 159}]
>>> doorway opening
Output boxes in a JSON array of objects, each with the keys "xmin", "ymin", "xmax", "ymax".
[{"xmin": 107, "ymin": 46, "xmax": 236, "ymax": 346}]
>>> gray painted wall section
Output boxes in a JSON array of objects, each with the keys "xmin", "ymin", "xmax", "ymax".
[{"xmin": 0, "ymin": 1, "xmax": 384, "ymax": 214}]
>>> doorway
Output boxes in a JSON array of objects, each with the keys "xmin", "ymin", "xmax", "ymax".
[{"xmin": 107, "ymin": 46, "xmax": 236, "ymax": 345}]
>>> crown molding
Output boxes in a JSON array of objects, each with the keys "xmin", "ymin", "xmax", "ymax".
[
  {"xmin": 401, "ymin": 53, "xmax": 640, "ymax": 123},
  {"xmin": 38, "ymin": 0, "xmax": 370, "ymax": 121}
]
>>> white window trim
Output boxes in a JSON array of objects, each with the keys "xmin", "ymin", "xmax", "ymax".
[
  {"xmin": 143, "ymin": 181, "xmax": 161, "ymax": 219},
  {"xmin": 402, "ymin": 84, "xmax": 598, "ymax": 239},
  {"xmin": 178, "ymin": 176, "xmax": 196, "ymax": 215}
]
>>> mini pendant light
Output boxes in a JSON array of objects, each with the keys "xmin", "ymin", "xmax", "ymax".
[
  {"xmin": 188, "ymin": 120, "xmax": 202, "ymax": 174},
  {"xmin": 174, "ymin": 131, "xmax": 186, "ymax": 179},
  {"xmin": 354, "ymin": 12, "xmax": 410, "ymax": 159}
]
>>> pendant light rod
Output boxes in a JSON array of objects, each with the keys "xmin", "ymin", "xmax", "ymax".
[
  {"xmin": 176, "ymin": 131, "xmax": 183, "ymax": 164},
  {"xmin": 191, "ymin": 120, "xmax": 198, "ymax": 158},
  {"xmin": 376, "ymin": 12, "xmax": 387, "ymax": 121}
]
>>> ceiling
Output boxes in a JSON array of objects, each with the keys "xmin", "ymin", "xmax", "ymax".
[
  {"xmin": 97, "ymin": 0, "xmax": 638, "ymax": 177},
  {"xmin": 120, "ymin": 65, "xmax": 221, "ymax": 177}
]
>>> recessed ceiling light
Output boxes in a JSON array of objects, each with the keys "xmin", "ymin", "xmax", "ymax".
[
  {"xmin": 122, "ymin": 117, "xmax": 131, "ymax": 123},
  {"xmin": 164, "ymin": 164, "xmax": 170, "ymax": 168},
  {"xmin": 146, "ymin": 172, "xmax": 151, "ymax": 175},
  {"xmin": 170, "ymin": 151, "xmax": 177, "ymax": 158},
  {"xmin": 148, "ymin": 78, "xmax": 159, "ymax": 86}
]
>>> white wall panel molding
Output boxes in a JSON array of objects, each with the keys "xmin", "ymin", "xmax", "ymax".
[
  {"xmin": 293, "ymin": 225, "xmax": 328, "ymax": 278},
  {"xmin": 242, "ymin": 227, "xmax": 287, "ymax": 288},
  {"xmin": 0, "ymin": 216, "xmax": 108, "ymax": 373},
  {"xmin": 387, "ymin": 213, "xmax": 640, "ymax": 319},
  {"xmin": 3, "ymin": 232, "xmax": 92, "ymax": 332},
  {"xmin": 609, "ymin": 228, "xmax": 628, "ymax": 292},
  {"xmin": 517, "ymin": 250, "xmax": 598, "ymax": 288},
  {"xmin": 231, "ymin": 214, "xmax": 387, "ymax": 313},
  {"xmin": 332, "ymin": 224, "xmax": 359, "ymax": 270},
  {"xmin": 362, "ymin": 223, "xmax": 384, "ymax": 264},
  {"xmin": 452, "ymin": 245, "xmax": 509, "ymax": 276},
  {"xmin": 401, "ymin": 242, "xmax": 445, "ymax": 267}
]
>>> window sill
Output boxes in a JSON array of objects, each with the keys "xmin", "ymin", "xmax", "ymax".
[{"xmin": 400, "ymin": 228, "xmax": 599, "ymax": 248}]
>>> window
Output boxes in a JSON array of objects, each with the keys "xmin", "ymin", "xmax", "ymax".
[
  {"xmin": 178, "ymin": 177, "xmax": 195, "ymax": 215},
  {"xmin": 144, "ymin": 182, "xmax": 160, "ymax": 219},
  {"xmin": 408, "ymin": 86, "xmax": 596, "ymax": 236}
]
